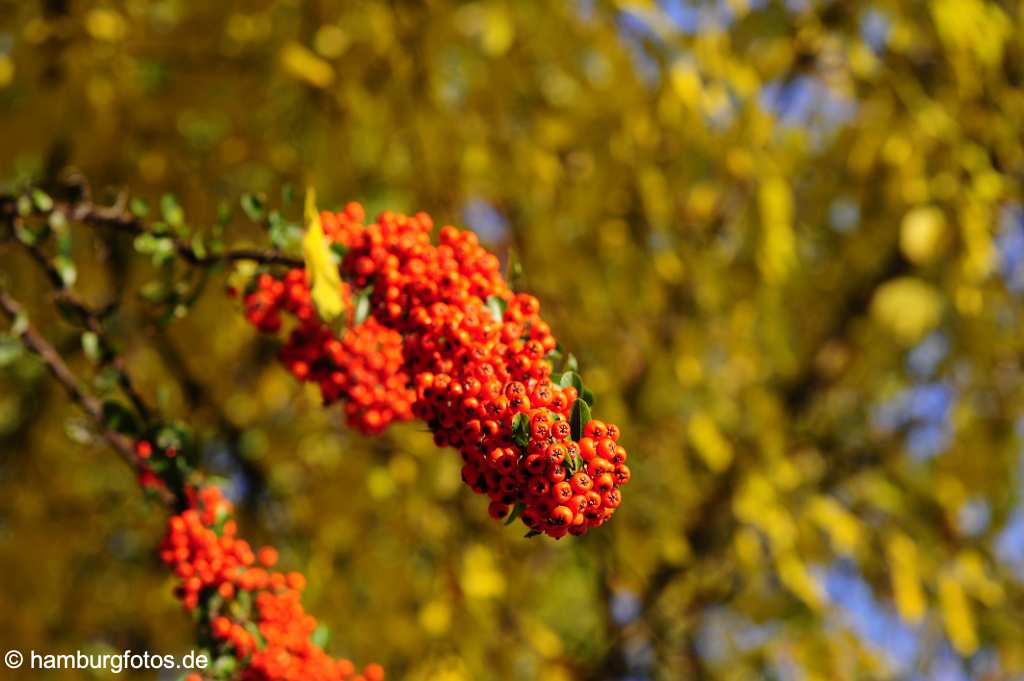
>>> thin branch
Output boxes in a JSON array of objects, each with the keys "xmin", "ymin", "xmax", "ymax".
[
  {"xmin": 0, "ymin": 193, "xmax": 304, "ymax": 268},
  {"xmin": 0, "ymin": 288, "xmax": 173, "ymax": 505},
  {"xmin": 16, "ymin": 232, "xmax": 153, "ymax": 419}
]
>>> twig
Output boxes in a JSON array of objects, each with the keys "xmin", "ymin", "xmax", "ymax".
[
  {"xmin": 17, "ymin": 234, "xmax": 153, "ymax": 419},
  {"xmin": 60, "ymin": 199, "xmax": 303, "ymax": 266},
  {"xmin": 0, "ymin": 288, "xmax": 174, "ymax": 505},
  {"xmin": 0, "ymin": 194, "xmax": 304, "ymax": 268}
]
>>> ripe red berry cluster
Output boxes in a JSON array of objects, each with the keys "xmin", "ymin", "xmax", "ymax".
[
  {"xmin": 242, "ymin": 203, "xmax": 630, "ymax": 538},
  {"xmin": 245, "ymin": 270, "xmax": 414, "ymax": 434},
  {"xmin": 163, "ymin": 485, "xmax": 383, "ymax": 681}
]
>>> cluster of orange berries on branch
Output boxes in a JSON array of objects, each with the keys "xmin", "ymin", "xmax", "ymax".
[
  {"xmin": 245, "ymin": 270, "xmax": 414, "ymax": 435},
  {"xmin": 241, "ymin": 201, "xmax": 631, "ymax": 538},
  {"xmin": 164, "ymin": 485, "xmax": 383, "ymax": 681}
]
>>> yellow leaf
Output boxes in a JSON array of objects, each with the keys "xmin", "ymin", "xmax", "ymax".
[
  {"xmin": 870, "ymin": 277, "xmax": 943, "ymax": 344},
  {"xmin": 956, "ymin": 550, "xmax": 1004, "ymax": 607},
  {"xmin": 669, "ymin": 61, "xmax": 702, "ymax": 107},
  {"xmin": 900, "ymin": 206, "xmax": 948, "ymax": 265},
  {"xmin": 931, "ymin": 0, "xmax": 1010, "ymax": 68},
  {"xmin": 674, "ymin": 354, "xmax": 702, "ymax": 387},
  {"xmin": 653, "ymin": 250, "xmax": 684, "ymax": 283},
  {"xmin": 886, "ymin": 532, "xmax": 926, "ymax": 623},
  {"xmin": 687, "ymin": 411, "xmax": 733, "ymax": 472},
  {"xmin": 521, "ymin": 617, "xmax": 564, "ymax": 659},
  {"xmin": 313, "ymin": 25, "xmax": 350, "ymax": 59},
  {"xmin": 481, "ymin": 5, "xmax": 515, "ymax": 57},
  {"xmin": 455, "ymin": 2, "xmax": 515, "ymax": 57},
  {"xmin": 0, "ymin": 54, "xmax": 13, "ymax": 89},
  {"xmin": 85, "ymin": 9, "xmax": 127, "ymax": 42},
  {"xmin": 777, "ymin": 551, "xmax": 824, "ymax": 610},
  {"xmin": 366, "ymin": 466, "xmax": 395, "ymax": 500},
  {"xmin": 280, "ymin": 42, "xmax": 335, "ymax": 89},
  {"xmin": 418, "ymin": 598, "xmax": 451, "ymax": 635},
  {"xmin": 733, "ymin": 526, "xmax": 763, "ymax": 570},
  {"xmin": 638, "ymin": 167, "xmax": 671, "ymax": 227},
  {"xmin": 960, "ymin": 199, "xmax": 995, "ymax": 280},
  {"xmin": 758, "ymin": 176, "xmax": 796, "ymax": 284},
  {"xmin": 461, "ymin": 544, "xmax": 505, "ymax": 600},
  {"xmin": 302, "ymin": 188, "xmax": 345, "ymax": 323},
  {"xmin": 687, "ymin": 182, "xmax": 719, "ymax": 220},
  {"xmin": 808, "ymin": 496, "xmax": 864, "ymax": 557},
  {"xmin": 939, "ymin": 572, "xmax": 979, "ymax": 655}
]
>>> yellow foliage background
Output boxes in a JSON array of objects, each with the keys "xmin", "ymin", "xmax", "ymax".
[{"xmin": 2, "ymin": 1, "xmax": 1024, "ymax": 679}]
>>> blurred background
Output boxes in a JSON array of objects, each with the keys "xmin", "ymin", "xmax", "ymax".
[{"xmin": 2, "ymin": 0, "xmax": 1024, "ymax": 679}]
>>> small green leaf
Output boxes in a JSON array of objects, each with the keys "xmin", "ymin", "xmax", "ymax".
[
  {"xmin": 48, "ymin": 210, "xmax": 67, "ymax": 231},
  {"xmin": 558, "ymin": 371, "xmax": 594, "ymax": 406},
  {"xmin": 160, "ymin": 194, "xmax": 184, "ymax": 227},
  {"xmin": 206, "ymin": 593, "xmax": 224, "ymax": 615},
  {"xmin": 155, "ymin": 424, "xmax": 190, "ymax": 453},
  {"xmin": 486, "ymin": 295, "xmax": 507, "ymax": 323},
  {"xmin": 94, "ymin": 366, "xmax": 119, "ymax": 392},
  {"xmin": 81, "ymin": 332, "xmax": 101, "ymax": 362},
  {"xmin": 64, "ymin": 418, "xmax": 94, "ymax": 445},
  {"xmin": 56, "ymin": 229, "xmax": 72, "ymax": 256},
  {"xmin": 134, "ymin": 233, "xmax": 176, "ymax": 264},
  {"xmin": 133, "ymin": 233, "xmax": 156, "ymax": 254},
  {"xmin": 504, "ymin": 502, "xmax": 526, "ymax": 526},
  {"xmin": 311, "ymin": 623, "xmax": 330, "ymax": 648},
  {"xmin": 234, "ymin": 588, "xmax": 253, "ymax": 617},
  {"xmin": 54, "ymin": 255, "xmax": 76, "ymax": 286},
  {"xmin": 269, "ymin": 217, "xmax": 302, "ymax": 251},
  {"xmin": 11, "ymin": 313, "xmax": 28, "ymax": 336},
  {"xmin": 190, "ymin": 234, "xmax": 207, "ymax": 260},
  {"xmin": 565, "ymin": 353, "xmax": 578, "ymax": 372},
  {"xmin": 244, "ymin": 621, "xmax": 266, "ymax": 648},
  {"xmin": 31, "ymin": 188, "xmax": 53, "ymax": 212},
  {"xmin": 565, "ymin": 452, "xmax": 579, "ymax": 474},
  {"xmin": 0, "ymin": 337, "xmax": 23, "ymax": 366},
  {"xmin": 546, "ymin": 342, "xmax": 565, "ymax": 370},
  {"xmin": 140, "ymin": 280, "xmax": 167, "ymax": 302},
  {"xmin": 241, "ymin": 192, "xmax": 266, "ymax": 221},
  {"xmin": 353, "ymin": 287, "xmax": 372, "ymax": 325},
  {"xmin": 506, "ymin": 247, "xmax": 524, "ymax": 289},
  {"xmin": 559, "ymin": 371, "xmax": 582, "ymax": 391},
  {"xmin": 524, "ymin": 530, "xmax": 542, "ymax": 538},
  {"xmin": 511, "ymin": 412, "xmax": 530, "ymax": 448},
  {"xmin": 130, "ymin": 197, "xmax": 150, "ymax": 218},
  {"xmin": 16, "ymin": 195, "xmax": 32, "ymax": 216},
  {"xmin": 15, "ymin": 222, "xmax": 38, "ymax": 245},
  {"xmin": 330, "ymin": 242, "xmax": 350, "ymax": 258},
  {"xmin": 570, "ymin": 397, "xmax": 591, "ymax": 441},
  {"xmin": 211, "ymin": 655, "xmax": 238, "ymax": 676}
]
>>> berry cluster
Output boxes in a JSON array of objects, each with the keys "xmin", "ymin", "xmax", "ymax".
[
  {"xmin": 164, "ymin": 485, "xmax": 383, "ymax": 681},
  {"xmin": 245, "ymin": 270, "xmax": 414, "ymax": 434},
  {"xmin": 242, "ymin": 203, "xmax": 630, "ymax": 538}
]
